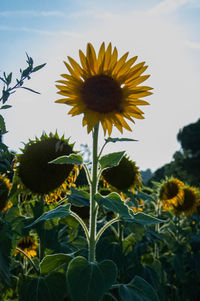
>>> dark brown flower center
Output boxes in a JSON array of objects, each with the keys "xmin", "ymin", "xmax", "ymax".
[
  {"xmin": 80, "ymin": 75, "xmax": 123, "ymax": 113},
  {"xmin": 160, "ymin": 182, "xmax": 179, "ymax": 200},
  {"xmin": 176, "ymin": 189, "xmax": 195, "ymax": 211},
  {"xmin": 102, "ymin": 157, "xmax": 138, "ymax": 190}
]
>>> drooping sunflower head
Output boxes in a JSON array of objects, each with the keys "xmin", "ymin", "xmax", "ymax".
[
  {"xmin": 159, "ymin": 177, "xmax": 184, "ymax": 210},
  {"xmin": 16, "ymin": 132, "xmax": 75, "ymax": 195},
  {"xmin": 15, "ymin": 235, "xmax": 38, "ymax": 258},
  {"xmin": 56, "ymin": 42, "xmax": 153, "ymax": 135},
  {"xmin": 173, "ymin": 186, "xmax": 200, "ymax": 216},
  {"xmin": 102, "ymin": 155, "xmax": 142, "ymax": 192},
  {"xmin": 0, "ymin": 174, "xmax": 12, "ymax": 212}
]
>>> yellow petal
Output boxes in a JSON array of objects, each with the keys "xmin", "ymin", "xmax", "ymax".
[
  {"xmin": 109, "ymin": 47, "xmax": 118, "ymax": 70},
  {"xmin": 125, "ymin": 65, "xmax": 148, "ymax": 83},
  {"xmin": 79, "ymin": 50, "xmax": 89, "ymax": 73},
  {"xmin": 68, "ymin": 56, "xmax": 83, "ymax": 77},
  {"xmin": 126, "ymin": 75, "xmax": 150, "ymax": 87},
  {"xmin": 86, "ymin": 43, "xmax": 97, "ymax": 74},
  {"xmin": 104, "ymin": 42, "xmax": 112, "ymax": 71},
  {"xmin": 117, "ymin": 56, "xmax": 138, "ymax": 77},
  {"xmin": 64, "ymin": 61, "xmax": 80, "ymax": 78},
  {"xmin": 112, "ymin": 52, "xmax": 129, "ymax": 75},
  {"xmin": 68, "ymin": 105, "xmax": 83, "ymax": 116},
  {"xmin": 97, "ymin": 42, "xmax": 105, "ymax": 67}
]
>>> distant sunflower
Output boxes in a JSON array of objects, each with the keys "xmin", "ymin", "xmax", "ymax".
[
  {"xmin": 16, "ymin": 133, "xmax": 75, "ymax": 195},
  {"xmin": 56, "ymin": 42, "xmax": 152, "ymax": 135},
  {"xmin": 102, "ymin": 155, "xmax": 142, "ymax": 193},
  {"xmin": 159, "ymin": 178, "xmax": 184, "ymax": 210},
  {"xmin": 0, "ymin": 174, "xmax": 12, "ymax": 212},
  {"xmin": 173, "ymin": 186, "xmax": 200, "ymax": 216},
  {"xmin": 15, "ymin": 235, "xmax": 38, "ymax": 258}
]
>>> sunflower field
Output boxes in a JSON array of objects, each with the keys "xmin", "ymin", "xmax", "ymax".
[{"xmin": 0, "ymin": 45, "xmax": 200, "ymax": 301}]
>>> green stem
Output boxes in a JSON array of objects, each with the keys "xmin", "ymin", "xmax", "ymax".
[
  {"xmin": 16, "ymin": 247, "xmax": 39, "ymax": 275},
  {"xmin": 96, "ymin": 216, "xmax": 120, "ymax": 244},
  {"xmin": 88, "ymin": 123, "xmax": 99, "ymax": 262},
  {"xmin": 83, "ymin": 163, "xmax": 92, "ymax": 185},
  {"xmin": 71, "ymin": 211, "xmax": 90, "ymax": 243}
]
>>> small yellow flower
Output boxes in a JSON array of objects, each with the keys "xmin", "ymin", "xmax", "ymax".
[
  {"xmin": 15, "ymin": 235, "xmax": 38, "ymax": 258},
  {"xmin": 56, "ymin": 42, "xmax": 152, "ymax": 135}
]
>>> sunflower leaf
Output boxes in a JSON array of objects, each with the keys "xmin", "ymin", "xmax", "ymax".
[
  {"xmin": 119, "ymin": 275, "xmax": 160, "ymax": 301},
  {"xmin": 127, "ymin": 212, "xmax": 166, "ymax": 225},
  {"xmin": 49, "ymin": 154, "xmax": 83, "ymax": 165},
  {"xmin": 105, "ymin": 137, "xmax": 138, "ymax": 143},
  {"xmin": 67, "ymin": 256, "xmax": 117, "ymax": 301},
  {"xmin": 18, "ymin": 272, "xmax": 67, "ymax": 301},
  {"xmin": 99, "ymin": 151, "xmax": 125, "ymax": 170},
  {"xmin": 40, "ymin": 253, "xmax": 73, "ymax": 275},
  {"xmin": 67, "ymin": 186, "xmax": 90, "ymax": 206},
  {"xmin": 0, "ymin": 114, "xmax": 7, "ymax": 134},
  {"xmin": 95, "ymin": 192, "xmax": 132, "ymax": 219},
  {"xmin": 26, "ymin": 204, "xmax": 71, "ymax": 227},
  {"xmin": 21, "ymin": 86, "xmax": 41, "ymax": 94}
]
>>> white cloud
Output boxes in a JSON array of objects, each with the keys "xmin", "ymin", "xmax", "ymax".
[
  {"xmin": 147, "ymin": 0, "xmax": 194, "ymax": 15},
  {"xmin": 0, "ymin": 10, "xmax": 64, "ymax": 17},
  {"xmin": 0, "ymin": 25, "xmax": 81, "ymax": 37},
  {"xmin": 185, "ymin": 40, "xmax": 200, "ymax": 49}
]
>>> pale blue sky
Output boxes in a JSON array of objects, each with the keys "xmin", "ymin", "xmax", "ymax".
[{"xmin": 1, "ymin": 0, "xmax": 200, "ymax": 171}]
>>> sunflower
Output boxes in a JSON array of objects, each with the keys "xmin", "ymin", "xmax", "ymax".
[
  {"xmin": 173, "ymin": 186, "xmax": 200, "ymax": 216},
  {"xmin": 45, "ymin": 166, "xmax": 79, "ymax": 204},
  {"xmin": 55, "ymin": 42, "xmax": 152, "ymax": 135},
  {"xmin": 16, "ymin": 133, "xmax": 76, "ymax": 195},
  {"xmin": 15, "ymin": 235, "xmax": 38, "ymax": 258},
  {"xmin": 101, "ymin": 155, "xmax": 142, "ymax": 193},
  {"xmin": 0, "ymin": 174, "xmax": 12, "ymax": 213},
  {"xmin": 159, "ymin": 178, "xmax": 184, "ymax": 210}
]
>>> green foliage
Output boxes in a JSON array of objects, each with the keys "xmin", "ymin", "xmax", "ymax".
[
  {"xmin": 99, "ymin": 151, "xmax": 125, "ymax": 170},
  {"xmin": 95, "ymin": 192, "xmax": 132, "ymax": 219},
  {"xmin": 27, "ymin": 204, "xmax": 71, "ymax": 227},
  {"xmin": 119, "ymin": 275, "xmax": 160, "ymax": 301},
  {"xmin": 67, "ymin": 256, "xmax": 117, "ymax": 301}
]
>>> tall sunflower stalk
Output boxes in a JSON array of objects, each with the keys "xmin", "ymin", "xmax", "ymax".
[
  {"xmin": 88, "ymin": 123, "xmax": 99, "ymax": 262},
  {"xmin": 55, "ymin": 42, "xmax": 153, "ymax": 262}
]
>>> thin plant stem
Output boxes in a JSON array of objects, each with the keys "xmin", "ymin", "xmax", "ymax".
[
  {"xmin": 97, "ymin": 140, "xmax": 107, "ymax": 160},
  {"xmin": 16, "ymin": 247, "xmax": 39, "ymax": 275},
  {"xmin": 96, "ymin": 216, "xmax": 120, "ymax": 244},
  {"xmin": 83, "ymin": 163, "xmax": 92, "ymax": 185},
  {"xmin": 71, "ymin": 211, "xmax": 90, "ymax": 243},
  {"xmin": 88, "ymin": 123, "xmax": 99, "ymax": 262}
]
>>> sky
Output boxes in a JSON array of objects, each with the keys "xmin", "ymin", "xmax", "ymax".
[{"xmin": 0, "ymin": 0, "xmax": 200, "ymax": 172}]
